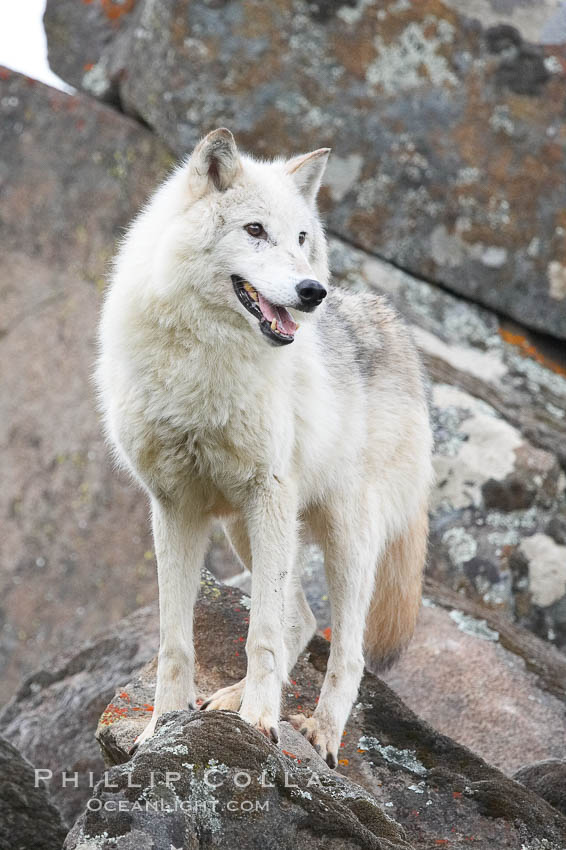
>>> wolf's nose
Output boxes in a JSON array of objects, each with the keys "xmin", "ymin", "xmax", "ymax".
[{"xmin": 296, "ymin": 279, "xmax": 327, "ymax": 307}]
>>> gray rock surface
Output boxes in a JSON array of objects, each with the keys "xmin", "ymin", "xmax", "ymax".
[
  {"xmin": 0, "ymin": 67, "xmax": 173, "ymax": 705},
  {"xmin": 0, "ymin": 735, "xmax": 67, "ymax": 850},
  {"xmin": 0, "ymin": 604, "xmax": 160, "ymax": 827},
  {"xmin": 68, "ymin": 711, "xmax": 411, "ymax": 850},
  {"xmin": 44, "ymin": 0, "xmax": 566, "ymax": 340},
  {"xmin": 383, "ymin": 578, "xmax": 566, "ymax": 775},
  {"xmin": 514, "ymin": 759, "xmax": 566, "ymax": 817},
  {"xmin": 443, "ymin": 0, "xmax": 566, "ymax": 44}
]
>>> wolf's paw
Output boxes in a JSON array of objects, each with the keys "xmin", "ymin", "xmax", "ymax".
[
  {"xmin": 288, "ymin": 712, "xmax": 341, "ymax": 768},
  {"xmin": 239, "ymin": 702, "xmax": 280, "ymax": 744},
  {"xmin": 129, "ymin": 713, "xmax": 159, "ymax": 757},
  {"xmin": 200, "ymin": 678, "xmax": 245, "ymax": 713}
]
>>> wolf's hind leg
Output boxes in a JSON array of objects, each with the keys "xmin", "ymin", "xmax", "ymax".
[
  {"xmin": 289, "ymin": 502, "xmax": 381, "ymax": 767},
  {"xmin": 133, "ymin": 499, "xmax": 210, "ymax": 751},
  {"xmin": 202, "ymin": 540, "xmax": 316, "ymax": 712}
]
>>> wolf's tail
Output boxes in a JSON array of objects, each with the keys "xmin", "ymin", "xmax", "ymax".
[{"xmin": 363, "ymin": 505, "xmax": 428, "ymax": 672}]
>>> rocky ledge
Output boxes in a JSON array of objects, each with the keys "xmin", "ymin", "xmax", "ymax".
[{"xmin": 64, "ymin": 576, "xmax": 566, "ymax": 848}]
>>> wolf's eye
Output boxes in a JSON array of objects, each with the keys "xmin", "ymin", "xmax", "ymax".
[
  {"xmin": 298, "ymin": 231, "xmax": 306, "ymax": 246},
  {"xmin": 245, "ymin": 222, "xmax": 266, "ymax": 239}
]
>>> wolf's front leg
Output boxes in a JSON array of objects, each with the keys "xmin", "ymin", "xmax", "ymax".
[
  {"xmin": 239, "ymin": 479, "xmax": 297, "ymax": 742},
  {"xmin": 133, "ymin": 499, "xmax": 210, "ymax": 751}
]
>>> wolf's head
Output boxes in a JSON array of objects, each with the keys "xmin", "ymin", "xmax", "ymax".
[{"xmin": 179, "ymin": 128, "xmax": 330, "ymax": 347}]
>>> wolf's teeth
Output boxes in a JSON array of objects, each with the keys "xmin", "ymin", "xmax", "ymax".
[
  {"xmin": 270, "ymin": 319, "xmax": 277, "ymax": 331},
  {"xmin": 243, "ymin": 281, "xmax": 259, "ymax": 302}
]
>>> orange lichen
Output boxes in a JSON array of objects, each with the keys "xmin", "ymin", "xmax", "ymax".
[
  {"xmin": 101, "ymin": 0, "xmax": 136, "ymax": 22},
  {"xmin": 338, "ymin": 758, "xmax": 349, "ymax": 766},
  {"xmin": 499, "ymin": 328, "xmax": 566, "ymax": 377},
  {"xmin": 99, "ymin": 702, "xmax": 129, "ymax": 726},
  {"xmin": 82, "ymin": 0, "xmax": 136, "ymax": 22},
  {"xmin": 322, "ymin": 627, "xmax": 332, "ymax": 641}
]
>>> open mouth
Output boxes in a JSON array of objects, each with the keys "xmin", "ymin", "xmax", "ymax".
[{"xmin": 231, "ymin": 275, "xmax": 298, "ymax": 346}]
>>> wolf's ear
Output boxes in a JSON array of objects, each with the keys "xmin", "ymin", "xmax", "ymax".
[
  {"xmin": 285, "ymin": 148, "xmax": 330, "ymax": 205},
  {"xmin": 187, "ymin": 128, "xmax": 242, "ymax": 197}
]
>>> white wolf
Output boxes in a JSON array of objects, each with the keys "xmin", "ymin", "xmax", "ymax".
[{"xmin": 96, "ymin": 128, "xmax": 433, "ymax": 766}]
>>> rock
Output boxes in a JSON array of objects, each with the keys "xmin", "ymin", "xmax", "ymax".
[
  {"xmin": 97, "ymin": 575, "xmax": 566, "ymax": 848},
  {"xmin": 383, "ymin": 578, "xmax": 566, "ymax": 775},
  {"xmin": 514, "ymin": 760, "xmax": 566, "ymax": 817},
  {"xmin": 515, "ymin": 534, "xmax": 566, "ymax": 647},
  {"xmin": 43, "ymin": 0, "xmax": 137, "ymax": 97},
  {"xmin": 0, "ymin": 735, "xmax": 67, "ymax": 850},
  {"xmin": 0, "ymin": 604, "xmax": 160, "ymax": 827},
  {"xmin": 442, "ymin": 0, "xmax": 566, "ymax": 44},
  {"xmin": 0, "ymin": 68, "xmax": 174, "ymax": 705},
  {"xmin": 68, "ymin": 711, "xmax": 411, "ymax": 850},
  {"xmin": 428, "ymin": 382, "xmax": 566, "ymax": 626},
  {"xmin": 45, "ymin": 0, "xmax": 566, "ymax": 340}
]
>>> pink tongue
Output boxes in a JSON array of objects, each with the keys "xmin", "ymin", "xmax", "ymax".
[{"xmin": 258, "ymin": 293, "xmax": 298, "ymax": 336}]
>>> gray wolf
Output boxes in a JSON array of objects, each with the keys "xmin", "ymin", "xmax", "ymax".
[{"xmin": 96, "ymin": 128, "xmax": 433, "ymax": 766}]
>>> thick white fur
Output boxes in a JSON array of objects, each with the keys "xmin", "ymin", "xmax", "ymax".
[{"xmin": 96, "ymin": 129, "xmax": 434, "ymax": 764}]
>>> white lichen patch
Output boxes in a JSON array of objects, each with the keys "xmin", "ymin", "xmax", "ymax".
[
  {"xmin": 366, "ymin": 18, "xmax": 458, "ymax": 95},
  {"xmin": 489, "ymin": 105, "xmax": 515, "ymax": 136},
  {"xmin": 544, "ymin": 55, "xmax": 562, "ymax": 74},
  {"xmin": 432, "ymin": 384, "xmax": 521, "ymax": 511},
  {"xmin": 481, "ymin": 246, "xmax": 508, "ymax": 268},
  {"xmin": 290, "ymin": 788, "xmax": 312, "ymax": 800},
  {"xmin": 442, "ymin": 528, "xmax": 478, "ymax": 566},
  {"xmin": 456, "ymin": 166, "xmax": 481, "ymax": 186},
  {"xmin": 519, "ymin": 534, "xmax": 566, "ymax": 607},
  {"xmin": 336, "ymin": 0, "xmax": 377, "ymax": 26},
  {"xmin": 449, "ymin": 610, "xmax": 499, "ymax": 641},
  {"xmin": 414, "ymin": 327, "xmax": 507, "ymax": 383},
  {"xmin": 82, "ymin": 61, "xmax": 111, "ymax": 98},
  {"xmin": 161, "ymin": 743, "xmax": 189, "ymax": 755},
  {"xmin": 358, "ymin": 736, "xmax": 427, "ymax": 776},
  {"xmin": 548, "ymin": 261, "xmax": 566, "ymax": 300}
]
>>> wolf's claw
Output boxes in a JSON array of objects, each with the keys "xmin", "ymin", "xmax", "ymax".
[
  {"xmin": 288, "ymin": 712, "xmax": 341, "ymax": 768},
  {"xmin": 200, "ymin": 679, "xmax": 245, "ymax": 713}
]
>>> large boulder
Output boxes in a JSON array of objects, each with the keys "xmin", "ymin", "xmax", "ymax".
[
  {"xmin": 514, "ymin": 759, "xmax": 566, "ymax": 817},
  {"xmin": 44, "ymin": 0, "xmax": 566, "ymax": 340},
  {"xmin": 67, "ymin": 711, "xmax": 412, "ymax": 850},
  {"xmin": 0, "ymin": 604, "xmax": 160, "ymax": 827},
  {"xmin": 0, "ymin": 68, "xmax": 173, "ymax": 705},
  {"xmin": 383, "ymin": 578, "xmax": 566, "ymax": 775},
  {"xmin": 95, "ymin": 575, "xmax": 566, "ymax": 849},
  {"xmin": 0, "ymin": 735, "xmax": 67, "ymax": 850}
]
